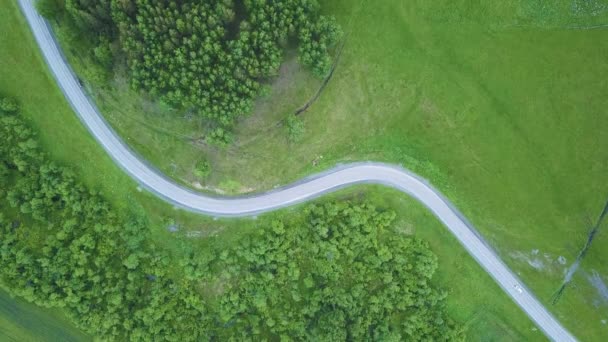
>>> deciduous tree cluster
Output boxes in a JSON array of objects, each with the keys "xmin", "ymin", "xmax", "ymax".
[
  {"xmin": 0, "ymin": 96, "xmax": 463, "ymax": 340},
  {"xmin": 204, "ymin": 202, "xmax": 465, "ymax": 340},
  {"xmin": 0, "ymin": 97, "xmax": 210, "ymax": 341}
]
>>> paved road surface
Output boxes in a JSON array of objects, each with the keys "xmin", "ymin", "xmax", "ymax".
[{"xmin": 18, "ymin": 1, "xmax": 576, "ymax": 340}]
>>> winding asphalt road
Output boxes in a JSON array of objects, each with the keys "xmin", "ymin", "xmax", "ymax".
[{"xmin": 18, "ymin": 0, "xmax": 576, "ymax": 340}]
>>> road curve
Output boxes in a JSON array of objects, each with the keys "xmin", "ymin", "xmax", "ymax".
[{"xmin": 18, "ymin": 0, "xmax": 575, "ymax": 341}]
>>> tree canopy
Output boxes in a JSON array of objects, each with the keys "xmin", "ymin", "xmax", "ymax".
[
  {"xmin": 0, "ymin": 96, "xmax": 463, "ymax": 340},
  {"xmin": 41, "ymin": 0, "xmax": 342, "ymax": 143},
  {"xmin": 204, "ymin": 202, "xmax": 464, "ymax": 340},
  {"xmin": 0, "ymin": 96, "xmax": 211, "ymax": 340}
]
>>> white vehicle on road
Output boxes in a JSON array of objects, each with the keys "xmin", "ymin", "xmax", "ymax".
[{"xmin": 514, "ymin": 284, "xmax": 524, "ymax": 294}]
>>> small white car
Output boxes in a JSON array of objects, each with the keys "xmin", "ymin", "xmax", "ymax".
[{"xmin": 513, "ymin": 284, "xmax": 523, "ymax": 294}]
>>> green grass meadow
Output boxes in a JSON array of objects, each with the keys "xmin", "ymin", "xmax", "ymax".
[
  {"xmin": 3, "ymin": 0, "xmax": 608, "ymax": 340},
  {"xmin": 0, "ymin": 0, "xmax": 542, "ymax": 338},
  {"xmin": 0, "ymin": 288, "xmax": 88, "ymax": 342},
  {"xmin": 74, "ymin": 1, "xmax": 608, "ymax": 338},
  {"xmin": 50, "ymin": 1, "xmax": 608, "ymax": 338}
]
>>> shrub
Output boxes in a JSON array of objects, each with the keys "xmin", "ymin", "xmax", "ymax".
[
  {"xmin": 35, "ymin": 0, "xmax": 63, "ymax": 20},
  {"xmin": 286, "ymin": 115, "xmax": 305, "ymax": 143},
  {"xmin": 194, "ymin": 158, "xmax": 211, "ymax": 181},
  {"xmin": 0, "ymin": 97, "xmax": 18, "ymax": 113}
]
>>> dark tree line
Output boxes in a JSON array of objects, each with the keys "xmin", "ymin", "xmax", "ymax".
[
  {"xmin": 1, "ymin": 96, "xmax": 463, "ymax": 340},
  {"xmin": 38, "ymin": 0, "xmax": 342, "ymax": 144}
]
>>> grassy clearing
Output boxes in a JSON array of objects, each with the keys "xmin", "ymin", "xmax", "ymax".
[
  {"xmin": 49, "ymin": 0, "xmax": 608, "ymax": 339},
  {"xmin": 0, "ymin": 288, "xmax": 89, "ymax": 342}
]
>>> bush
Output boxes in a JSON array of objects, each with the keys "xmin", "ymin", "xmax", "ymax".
[
  {"xmin": 286, "ymin": 115, "xmax": 305, "ymax": 143},
  {"xmin": 93, "ymin": 39, "xmax": 113, "ymax": 68},
  {"xmin": 194, "ymin": 158, "xmax": 211, "ymax": 181},
  {"xmin": 81, "ymin": 61, "xmax": 109, "ymax": 86},
  {"xmin": 0, "ymin": 97, "xmax": 18, "ymax": 113},
  {"xmin": 35, "ymin": 0, "xmax": 63, "ymax": 20}
]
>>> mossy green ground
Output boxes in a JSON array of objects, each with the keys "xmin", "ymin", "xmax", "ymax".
[
  {"xmin": 0, "ymin": 0, "xmax": 553, "ymax": 339},
  {"xmin": 50, "ymin": 0, "xmax": 608, "ymax": 339}
]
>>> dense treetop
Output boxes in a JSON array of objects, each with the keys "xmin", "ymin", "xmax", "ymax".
[
  {"xmin": 205, "ymin": 203, "xmax": 464, "ymax": 340},
  {"xmin": 0, "ymin": 96, "xmax": 463, "ymax": 340},
  {"xmin": 0, "ymin": 96, "xmax": 211, "ymax": 340},
  {"xmin": 40, "ymin": 0, "xmax": 342, "ymax": 143}
]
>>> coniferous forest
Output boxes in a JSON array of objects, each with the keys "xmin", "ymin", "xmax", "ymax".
[{"xmin": 37, "ymin": 0, "xmax": 342, "ymax": 143}]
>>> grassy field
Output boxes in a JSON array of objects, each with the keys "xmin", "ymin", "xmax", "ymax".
[
  {"xmin": 0, "ymin": 0, "xmax": 550, "ymax": 339},
  {"xmin": 48, "ymin": 0, "xmax": 608, "ymax": 339},
  {"xmin": 0, "ymin": 288, "xmax": 89, "ymax": 341}
]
